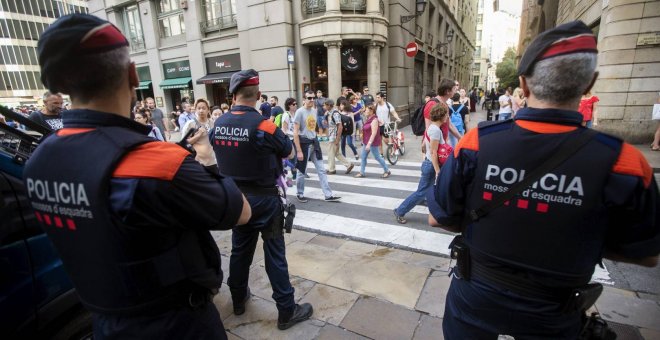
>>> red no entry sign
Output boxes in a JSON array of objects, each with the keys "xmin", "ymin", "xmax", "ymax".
[{"xmin": 405, "ymin": 42, "xmax": 418, "ymax": 57}]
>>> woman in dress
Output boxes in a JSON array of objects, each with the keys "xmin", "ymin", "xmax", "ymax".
[
  {"xmin": 354, "ymin": 104, "xmax": 390, "ymax": 178},
  {"xmin": 181, "ymin": 98, "xmax": 218, "ymax": 173},
  {"xmin": 578, "ymin": 91, "xmax": 599, "ymax": 128}
]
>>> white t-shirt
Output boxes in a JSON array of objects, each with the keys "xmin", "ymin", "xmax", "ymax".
[
  {"xmin": 376, "ymin": 102, "xmax": 394, "ymax": 126},
  {"xmin": 425, "ymin": 124, "xmax": 444, "ymax": 161},
  {"xmin": 499, "ymin": 94, "xmax": 512, "ymax": 114},
  {"xmin": 281, "ymin": 111, "xmax": 295, "ymax": 139}
]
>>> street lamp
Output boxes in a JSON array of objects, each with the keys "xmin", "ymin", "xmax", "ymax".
[
  {"xmin": 400, "ymin": 0, "xmax": 427, "ymax": 24},
  {"xmin": 436, "ymin": 29, "xmax": 454, "ymax": 50}
]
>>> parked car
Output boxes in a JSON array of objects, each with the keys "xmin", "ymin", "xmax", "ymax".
[{"xmin": 0, "ymin": 107, "xmax": 93, "ymax": 340}]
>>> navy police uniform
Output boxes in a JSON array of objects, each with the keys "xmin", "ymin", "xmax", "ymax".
[
  {"xmin": 25, "ymin": 14, "xmax": 245, "ymax": 339},
  {"xmin": 211, "ymin": 70, "xmax": 301, "ymax": 322},
  {"xmin": 25, "ymin": 110, "xmax": 244, "ymax": 339},
  {"xmin": 428, "ymin": 21, "xmax": 660, "ymax": 339}
]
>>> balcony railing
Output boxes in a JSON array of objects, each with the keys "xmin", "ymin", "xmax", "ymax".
[
  {"xmin": 303, "ymin": 0, "xmax": 326, "ymax": 14},
  {"xmin": 129, "ymin": 37, "xmax": 145, "ymax": 52},
  {"xmin": 200, "ymin": 14, "xmax": 237, "ymax": 34},
  {"xmin": 303, "ymin": 0, "xmax": 384, "ymax": 15},
  {"xmin": 340, "ymin": 0, "xmax": 366, "ymax": 12}
]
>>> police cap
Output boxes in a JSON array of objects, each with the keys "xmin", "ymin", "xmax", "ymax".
[
  {"xmin": 37, "ymin": 14, "xmax": 129, "ymax": 91},
  {"xmin": 229, "ymin": 69, "xmax": 260, "ymax": 94},
  {"xmin": 518, "ymin": 21, "xmax": 597, "ymax": 76}
]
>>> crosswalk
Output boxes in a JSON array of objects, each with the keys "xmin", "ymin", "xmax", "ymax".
[{"xmin": 285, "ymin": 156, "xmax": 613, "ymax": 285}]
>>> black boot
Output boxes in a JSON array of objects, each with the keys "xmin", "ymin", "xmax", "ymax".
[
  {"xmin": 277, "ymin": 303, "xmax": 313, "ymax": 330},
  {"xmin": 232, "ymin": 287, "xmax": 251, "ymax": 315}
]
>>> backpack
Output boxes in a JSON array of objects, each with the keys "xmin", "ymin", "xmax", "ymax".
[
  {"xmin": 411, "ymin": 98, "xmax": 439, "ymax": 136},
  {"xmin": 274, "ymin": 113, "xmax": 283, "ymax": 128},
  {"xmin": 450, "ymin": 104, "xmax": 465, "ymax": 133},
  {"xmin": 335, "ymin": 111, "xmax": 354, "ymax": 136}
]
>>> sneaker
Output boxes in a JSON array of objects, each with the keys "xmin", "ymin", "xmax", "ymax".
[
  {"xmin": 355, "ymin": 155, "xmax": 359, "ymax": 160},
  {"xmin": 296, "ymin": 195, "xmax": 308, "ymax": 203},
  {"xmin": 233, "ymin": 287, "xmax": 251, "ymax": 315},
  {"xmin": 324, "ymin": 196, "xmax": 341, "ymax": 202},
  {"xmin": 327, "ymin": 170, "xmax": 336, "ymax": 175},
  {"xmin": 304, "ymin": 173, "xmax": 310, "ymax": 179},
  {"xmin": 393, "ymin": 209, "xmax": 407, "ymax": 224},
  {"xmin": 345, "ymin": 163, "xmax": 354, "ymax": 174},
  {"xmin": 278, "ymin": 303, "xmax": 313, "ymax": 330}
]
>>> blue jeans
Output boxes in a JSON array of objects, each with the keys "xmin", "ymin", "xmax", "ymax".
[
  {"xmin": 296, "ymin": 144, "xmax": 333, "ymax": 198},
  {"xmin": 395, "ymin": 159, "xmax": 434, "ymax": 217},
  {"xmin": 498, "ymin": 112, "xmax": 512, "ymax": 120},
  {"xmin": 341, "ymin": 134, "xmax": 358, "ymax": 157},
  {"xmin": 360, "ymin": 145, "xmax": 389, "ymax": 175},
  {"xmin": 228, "ymin": 196, "xmax": 295, "ymax": 313}
]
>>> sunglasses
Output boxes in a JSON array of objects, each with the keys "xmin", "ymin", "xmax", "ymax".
[
  {"xmin": 292, "ymin": 102, "xmax": 298, "ymax": 105},
  {"xmin": 306, "ymin": 97, "xmax": 314, "ymax": 100}
]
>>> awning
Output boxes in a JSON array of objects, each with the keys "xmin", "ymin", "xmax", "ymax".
[
  {"xmin": 159, "ymin": 77, "xmax": 192, "ymax": 89},
  {"xmin": 136, "ymin": 80, "xmax": 152, "ymax": 90},
  {"xmin": 196, "ymin": 71, "xmax": 236, "ymax": 85}
]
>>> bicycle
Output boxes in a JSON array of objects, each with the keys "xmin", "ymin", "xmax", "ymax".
[{"xmin": 384, "ymin": 121, "xmax": 405, "ymax": 165}]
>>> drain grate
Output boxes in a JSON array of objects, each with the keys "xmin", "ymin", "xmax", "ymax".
[{"xmin": 607, "ymin": 321, "xmax": 643, "ymax": 340}]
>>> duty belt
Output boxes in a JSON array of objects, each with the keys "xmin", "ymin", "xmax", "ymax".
[{"xmin": 238, "ymin": 185, "xmax": 279, "ymax": 197}]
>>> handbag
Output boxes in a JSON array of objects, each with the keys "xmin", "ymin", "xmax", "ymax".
[{"xmin": 425, "ymin": 131, "xmax": 453, "ymax": 165}]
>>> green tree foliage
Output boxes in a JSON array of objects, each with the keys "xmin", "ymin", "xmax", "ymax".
[{"xmin": 495, "ymin": 47, "xmax": 520, "ymax": 90}]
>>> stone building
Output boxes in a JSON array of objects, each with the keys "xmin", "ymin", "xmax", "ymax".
[
  {"xmin": 86, "ymin": 0, "xmax": 477, "ymax": 117},
  {"xmin": 517, "ymin": 0, "xmax": 660, "ymax": 143}
]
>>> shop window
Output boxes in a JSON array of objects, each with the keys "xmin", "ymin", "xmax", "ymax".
[
  {"xmin": 200, "ymin": 0, "xmax": 237, "ymax": 34},
  {"xmin": 158, "ymin": 0, "xmax": 185, "ymax": 38},
  {"xmin": 122, "ymin": 5, "xmax": 145, "ymax": 51}
]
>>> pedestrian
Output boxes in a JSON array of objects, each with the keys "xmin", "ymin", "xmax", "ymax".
[
  {"xmin": 362, "ymin": 86, "xmax": 374, "ymax": 106},
  {"xmin": 211, "ymin": 105, "xmax": 222, "ymax": 121},
  {"xmin": 211, "ymin": 69, "xmax": 314, "ymax": 330},
  {"xmin": 178, "ymin": 102, "xmax": 194, "ymax": 129},
  {"xmin": 181, "ymin": 98, "xmax": 218, "ymax": 173},
  {"xmin": 314, "ymin": 90, "xmax": 328, "ymax": 139},
  {"xmin": 393, "ymin": 102, "xmax": 448, "ymax": 224},
  {"xmin": 293, "ymin": 90, "xmax": 341, "ymax": 202},
  {"xmin": 145, "ymin": 97, "xmax": 169, "ymax": 140},
  {"xmin": 354, "ymin": 104, "xmax": 391, "ymax": 178},
  {"xmin": 28, "ymin": 91, "xmax": 63, "ymax": 130},
  {"xmin": 134, "ymin": 109, "xmax": 164, "ymax": 141},
  {"xmin": 578, "ymin": 90, "xmax": 599, "ymax": 128},
  {"xmin": 375, "ymin": 92, "xmax": 402, "ymax": 157},
  {"xmin": 339, "ymin": 99, "xmax": 359, "ymax": 160},
  {"xmin": 270, "ymin": 96, "xmax": 284, "ymax": 123},
  {"xmin": 428, "ymin": 21, "xmax": 659, "ymax": 339},
  {"xmin": 469, "ymin": 87, "xmax": 478, "ymax": 113},
  {"xmin": 324, "ymin": 99, "xmax": 354, "ymax": 175},
  {"xmin": 350, "ymin": 94, "xmax": 364, "ymax": 141},
  {"xmin": 24, "ymin": 13, "xmax": 252, "ymax": 339},
  {"xmin": 448, "ymin": 93, "xmax": 468, "ymax": 146},
  {"xmin": 424, "ymin": 79, "xmax": 462, "ymax": 143},
  {"xmin": 498, "ymin": 88, "xmax": 513, "ymax": 120},
  {"xmin": 511, "ymin": 87, "xmax": 525, "ymax": 117},
  {"xmin": 221, "ymin": 103, "xmax": 230, "ymax": 114},
  {"xmin": 281, "ymin": 97, "xmax": 299, "ymax": 181}
]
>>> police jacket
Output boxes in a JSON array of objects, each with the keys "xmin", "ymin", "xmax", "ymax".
[
  {"xmin": 23, "ymin": 109, "xmax": 244, "ymax": 315},
  {"xmin": 429, "ymin": 107, "xmax": 660, "ymax": 289},
  {"xmin": 211, "ymin": 105, "xmax": 292, "ymax": 187}
]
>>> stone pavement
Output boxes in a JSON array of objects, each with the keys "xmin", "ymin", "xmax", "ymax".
[{"xmin": 209, "ymin": 229, "xmax": 660, "ymax": 340}]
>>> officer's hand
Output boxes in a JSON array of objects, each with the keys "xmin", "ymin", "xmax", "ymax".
[{"xmin": 297, "ymin": 150, "xmax": 304, "ymax": 161}]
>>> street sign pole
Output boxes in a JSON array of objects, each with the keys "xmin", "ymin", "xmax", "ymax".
[{"xmin": 287, "ymin": 48, "xmax": 295, "ymax": 99}]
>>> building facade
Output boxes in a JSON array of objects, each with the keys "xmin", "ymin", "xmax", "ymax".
[
  {"xmin": 0, "ymin": 0, "xmax": 88, "ymax": 106},
  {"xmin": 85, "ymin": 0, "xmax": 477, "ymax": 118},
  {"xmin": 518, "ymin": 0, "xmax": 660, "ymax": 143}
]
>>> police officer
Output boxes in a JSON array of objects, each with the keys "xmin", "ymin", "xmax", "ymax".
[
  {"xmin": 23, "ymin": 14, "xmax": 251, "ymax": 339},
  {"xmin": 211, "ymin": 69, "xmax": 314, "ymax": 330},
  {"xmin": 428, "ymin": 21, "xmax": 660, "ymax": 338}
]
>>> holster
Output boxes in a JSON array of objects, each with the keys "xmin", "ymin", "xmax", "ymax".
[
  {"xmin": 449, "ymin": 235, "xmax": 471, "ymax": 281},
  {"xmin": 562, "ymin": 283, "xmax": 603, "ymax": 314},
  {"xmin": 283, "ymin": 203, "xmax": 296, "ymax": 233}
]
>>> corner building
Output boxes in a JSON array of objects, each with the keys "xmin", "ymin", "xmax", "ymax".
[
  {"xmin": 87, "ymin": 0, "xmax": 477, "ymax": 119},
  {"xmin": 518, "ymin": 0, "xmax": 660, "ymax": 143}
]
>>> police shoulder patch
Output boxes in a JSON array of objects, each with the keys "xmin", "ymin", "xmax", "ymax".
[{"xmin": 113, "ymin": 142, "xmax": 189, "ymax": 180}]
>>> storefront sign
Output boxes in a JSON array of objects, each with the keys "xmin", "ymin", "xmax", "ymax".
[
  {"xmin": 162, "ymin": 60, "xmax": 191, "ymax": 79},
  {"xmin": 205, "ymin": 54, "xmax": 241, "ymax": 74},
  {"xmin": 341, "ymin": 47, "xmax": 362, "ymax": 72},
  {"xmin": 136, "ymin": 65, "xmax": 151, "ymax": 81}
]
